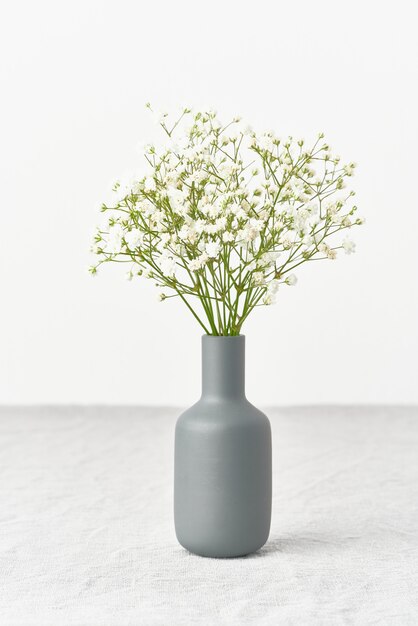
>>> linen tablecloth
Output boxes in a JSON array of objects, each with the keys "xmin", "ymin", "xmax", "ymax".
[{"xmin": 0, "ymin": 406, "xmax": 417, "ymax": 625}]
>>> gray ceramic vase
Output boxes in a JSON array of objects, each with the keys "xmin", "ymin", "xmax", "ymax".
[{"xmin": 174, "ymin": 335, "xmax": 272, "ymax": 558}]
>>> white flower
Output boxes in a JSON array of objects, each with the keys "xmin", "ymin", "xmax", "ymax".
[
  {"xmin": 280, "ymin": 236, "xmax": 293, "ymax": 250},
  {"xmin": 252, "ymin": 271, "xmax": 265, "ymax": 286},
  {"xmin": 262, "ymin": 293, "xmax": 275, "ymax": 305},
  {"xmin": 105, "ymin": 225, "xmax": 123, "ymax": 254},
  {"xmin": 198, "ymin": 252, "xmax": 209, "ymax": 265},
  {"xmin": 152, "ymin": 211, "xmax": 165, "ymax": 231},
  {"xmin": 158, "ymin": 254, "xmax": 177, "ymax": 277},
  {"xmin": 241, "ymin": 224, "xmax": 259, "ymax": 243},
  {"xmin": 179, "ymin": 225, "xmax": 197, "ymax": 244},
  {"xmin": 205, "ymin": 241, "xmax": 221, "ymax": 258},
  {"xmin": 195, "ymin": 219, "xmax": 206, "ymax": 234},
  {"xmin": 319, "ymin": 242, "xmax": 337, "ymax": 259},
  {"xmin": 188, "ymin": 259, "xmax": 200, "ymax": 271},
  {"xmin": 325, "ymin": 202, "xmax": 338, "ymax": 218},
  {"xmin": 235, "ymin": 208, "xmax": 248, "ymax": 220},
  {"xmin": 125, "ymin": 229, "xmax": 143, "ymax": 249},
  {"xmin": 285, "ymin": 274, "xmax": 297, "ymax": 286},
  {"xmin": 268, "ymin": 279, "xmax": 280, "ymax": 295},
  {"xmin": 205, "ymin": 223, "xmax": 218, "ymax": 235},
  {"xmin": 183, "ymin": 147, "xmax": 199, "ymax": 161},
  {"xmin": 202, "ymin": 203, "xmax": 222, "ymax": 217},
  {"xmin": 167, "ymin": 187, "xmax": 188, "ymax": 213},
  {"xmin": 144, "ymin": 177, "xmax": 156, "ymax": 192},
  {"xmin": 342, "ymin": 238, "xmax": 356, "ymax": 254},
  {"xmin": 261, "ymin": 251, "xmax": 280, "ymax": 265},
  {"xmin": 189, "ymin": 252, "xmax": 209, "ymax": 271},
  {"xmin": 215, "ymin": 217, "xmax": 227, "ymax": 231},
  {"xmin": 343, "ymin": 162, "xmax": 356, "ymax": 176},
  {"xmin": 140, "ymin": 199, "xmax": 156, "ymax": 217},
  {"xmin": 257, "ymin": 134, "xmax": 274, "ymax": 152},
  {"xmin": 222, "ymin": 231, "xmax": 235, "ymax": 243},
  {"xmin": 160, "ymin": 232, "xmax": 171, "ymax": 245}
]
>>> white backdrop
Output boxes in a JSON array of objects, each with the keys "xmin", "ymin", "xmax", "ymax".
[{"xmin": 1, "ymin": 0, "xmax": 417, "ymax": 406}]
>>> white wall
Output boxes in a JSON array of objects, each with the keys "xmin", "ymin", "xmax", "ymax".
[{"xmin": 1, "ymin": 0, "xmax": 417, "ymax": 406}]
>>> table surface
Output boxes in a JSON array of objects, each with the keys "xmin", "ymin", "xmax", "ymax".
[{"xmin": 0, "ymin": 405, "xmax": 417, "ymax": 625}]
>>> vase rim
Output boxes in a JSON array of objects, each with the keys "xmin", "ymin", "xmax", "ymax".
[{"xmin": 202, "ymin": 334, "xmax": 244, "ymax": 339}]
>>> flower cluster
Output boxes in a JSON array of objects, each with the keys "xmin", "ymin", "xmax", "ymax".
[{"xmin": 91, "ymin": 105, "xmax": 363, "ymax": 335}]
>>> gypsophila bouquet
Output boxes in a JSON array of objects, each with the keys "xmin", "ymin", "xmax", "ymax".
[{"xmin": 90, "ymin": 105, "xmax": 363, "ymax": 335}]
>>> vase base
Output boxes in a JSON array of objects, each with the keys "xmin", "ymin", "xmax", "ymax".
[{"xmin": 176, "ymin": 535, "xmax": 269, "ymax": 559}]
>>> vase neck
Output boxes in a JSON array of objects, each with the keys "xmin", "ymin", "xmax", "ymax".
[{"xmin": 201, "ymin": 335, "xmax": 246, "ymax": 401}]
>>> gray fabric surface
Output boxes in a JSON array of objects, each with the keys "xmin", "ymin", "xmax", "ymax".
[{"xmin": 0, "ymin": 406, "xmax": 417, "ymax": 625}]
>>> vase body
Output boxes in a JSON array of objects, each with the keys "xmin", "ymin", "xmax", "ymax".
[{"xmin": 174, "ymin": 335, "xmax": 272, "ymax": 558}]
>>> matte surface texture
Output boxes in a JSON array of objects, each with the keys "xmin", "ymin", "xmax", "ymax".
[
  {"xmin": 174, "ymin": 335, "xmax": 272, "ymax": 557},
  {"xmin": 0, "ymin": 406, "xmax": 417, "ymax": 625}
]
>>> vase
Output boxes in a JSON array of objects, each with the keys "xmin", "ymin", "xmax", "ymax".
[{"xmin": 174, "ymin": 335, "xmax": 272, "ymax": 558}]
